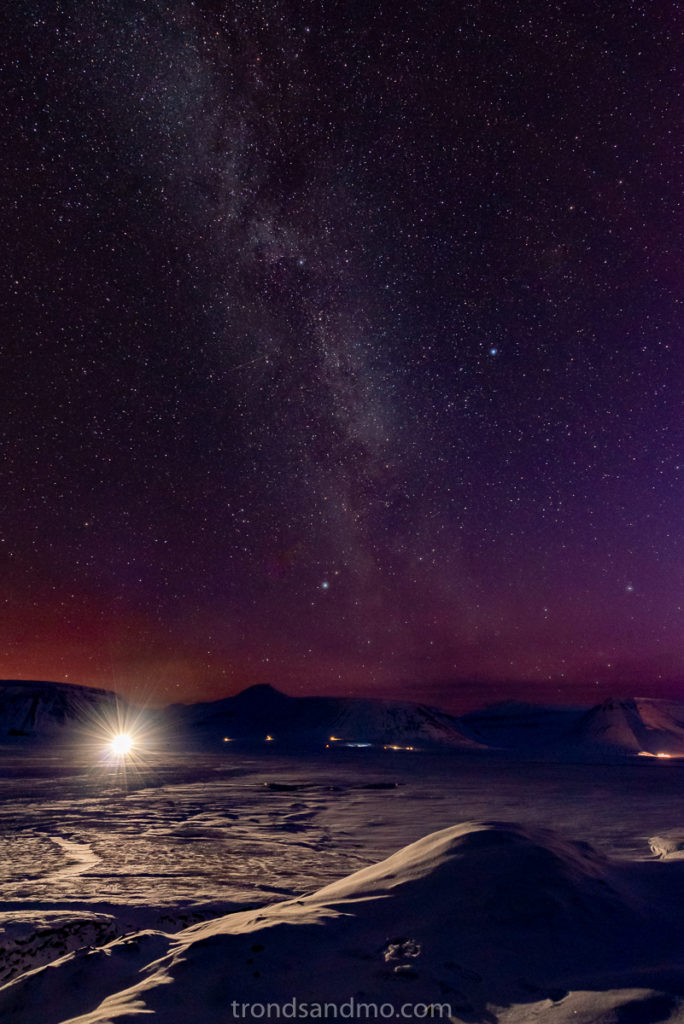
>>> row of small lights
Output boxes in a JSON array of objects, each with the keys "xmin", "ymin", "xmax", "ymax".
[
  {"xmin": 221, "ymin": 735, "xmax": 415, "ymax": 750},
  {"xmin": 106, "ymin": 733, "xmax": 677, "ymax": 760},
  {"xmin": 105, "ymin": 734, "xmax": 678, "ymax": 761}
]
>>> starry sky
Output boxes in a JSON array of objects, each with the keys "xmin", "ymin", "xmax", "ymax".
[{"xmin": 2, "ymin": 0, "xmax": 683, "ymax": 710}]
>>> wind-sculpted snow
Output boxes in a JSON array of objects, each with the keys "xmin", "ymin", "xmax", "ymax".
[
  {"xmin": 3, "ymin": 821, "xmax": 684, "ymax": 1023},
  {"xmin": 4, "ymin": 750, "xmax": 684, "ymax": 1021},
  {"xmin": 0, "ymin": 911, "xmax": 119, "ymax": 985}
]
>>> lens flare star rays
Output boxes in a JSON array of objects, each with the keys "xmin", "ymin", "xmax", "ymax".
[
  {"xmin": 73, "ymin": 700, "xmax": 166, "ymax": 789},
  {"xmin": 108, "ymin": 732, "xmax": 135, "ymax": 758}
]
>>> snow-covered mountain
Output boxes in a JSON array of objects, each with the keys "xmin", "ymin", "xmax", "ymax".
[
  {"xmin": 571, "ymin": 697, "xmax": 684, "ymax": 756},
  {"xmin": 169, "ymin": 682, "xmax": 480, "ymax": 749},
  {"xmin": 3, "ymin": 820, "xmax": 684, "ymax": 1024},
  {"xmin": 5, "ymin": 679, "xmax": 684, "ymax": 759},
  {"xmin": 0, "ymin": 679, "xmax": 126, "ymax": 741},
  {"xmin": 462, "ymin": 695, "xmax": 684, "ymax": 759}
]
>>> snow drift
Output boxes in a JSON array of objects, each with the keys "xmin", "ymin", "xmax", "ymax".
[{"xmin": 3, "ymin": 820, "xmax": 684, "ymax": 1023}]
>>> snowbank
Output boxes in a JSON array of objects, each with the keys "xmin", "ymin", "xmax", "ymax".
[{"xmin": 3, "ymin": 820, "xmax": 684, "ymax": 1023}]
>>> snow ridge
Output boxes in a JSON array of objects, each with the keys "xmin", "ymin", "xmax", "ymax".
[{"xmin": 3, "ymin": 820, "xmax": 684, "ymax": 1024}]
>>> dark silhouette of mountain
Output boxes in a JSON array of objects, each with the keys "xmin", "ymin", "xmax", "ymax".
[
  {"xmin": 4, "ymin": 680, "xmax": 684, "ymax": 759},
  {"xmin": 460, "ymin": 700, "xmax": 589, "ymax": 753},
  {"xmin": 0, "ymin": 679, "xmax": 125, "ymax": 740},
  {"xmin": 0, "ymin": 679, "xmax": 476, "ymax": 750},
  {"xmin": 168, "ymin": 683, "xmax": 480, "ymax": 749}
]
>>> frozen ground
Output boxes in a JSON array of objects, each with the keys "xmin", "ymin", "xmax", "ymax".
[{"xmin": 3, "ymin": 747, "xmax": 684, "ymax": 1021}]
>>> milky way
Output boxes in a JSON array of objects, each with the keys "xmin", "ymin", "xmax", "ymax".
[{"xmin": 2, "ymin": 1, "xmax": 683, "ymax": 708}]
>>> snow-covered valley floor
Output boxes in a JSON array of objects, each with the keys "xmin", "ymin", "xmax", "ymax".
[{"xmin": 3, "ymin": 748, "xmax": 684, "ymax": 1022}]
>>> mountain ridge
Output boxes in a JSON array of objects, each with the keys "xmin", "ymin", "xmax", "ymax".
[
  {"xmin": 3, "ymin": 679, "xmax": 684, "ymax": 757},
  {"xmin": 0, "ymin": 679, "xmax": 125, "ymax": 740}
]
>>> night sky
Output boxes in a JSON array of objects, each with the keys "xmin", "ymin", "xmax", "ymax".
[{"xmin": 2, "ymin": 1, "xmax": 683, "ymax": 710}]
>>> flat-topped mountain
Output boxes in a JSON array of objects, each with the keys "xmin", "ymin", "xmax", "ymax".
[
  {"xmin": 4, "ymin": 680, "xmax": 684, "ymax": 759},
  {"xmin": 0, "ymin": 679, "xmax": 125, "ymax": 740}
]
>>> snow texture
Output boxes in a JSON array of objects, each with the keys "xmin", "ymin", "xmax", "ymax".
[{"xmin": 3, "ymin": 820, "xmax": 684, "ymax": 1023}]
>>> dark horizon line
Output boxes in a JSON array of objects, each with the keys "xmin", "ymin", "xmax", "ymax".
[{"xmin": 2, "ymin": 675, "xmax": 683, "ymax": 717}]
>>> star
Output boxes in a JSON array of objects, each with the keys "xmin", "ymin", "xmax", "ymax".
[{"xmin": 1, "ymin": 0, "xmax": 680, "ymax": 710}]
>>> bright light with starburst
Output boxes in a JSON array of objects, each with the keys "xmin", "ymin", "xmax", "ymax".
[
  {"xmin": 72, "ymin": 698, "xmax": 165, "ymax": 779},
  {"xmin": 109, "ymin": 732, "xmax": 135, "ymax": 758}
]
